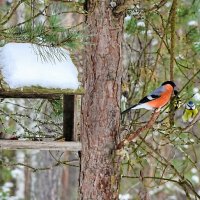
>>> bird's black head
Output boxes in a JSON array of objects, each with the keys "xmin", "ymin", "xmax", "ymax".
[{"xmin": 161, "ymin": 81, "xmax": 176, "ymax": 88}]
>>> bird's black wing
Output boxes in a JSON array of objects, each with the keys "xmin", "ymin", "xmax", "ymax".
[
  {"xmin": 121, "ymin": 85, "xmax": 164, "ymax": 115},
  {"xmin": 138, "ymin": 94, "xmax": 160, "ymax": 104},
  {"xmin": 138, "ymin": 85, "xmax": 165, "ymax": 104}
]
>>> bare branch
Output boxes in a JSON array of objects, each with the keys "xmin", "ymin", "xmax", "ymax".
[
  {"xmin": 113, "ymin": 0, "xmax": 168, "ymax": 15},
  {"xmin": 117, "ymin": 111, "xmax": 160, "ymax": 149},
  {"xmin": 144, "ymin": 0, "xmax": 168, "ymax": 12},
  {"xmin": 1, "ymin": 0, "xmax": 25, "ymax": 25}
]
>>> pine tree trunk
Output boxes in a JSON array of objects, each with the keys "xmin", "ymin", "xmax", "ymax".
[{"xmin": 80, "ymin": 1, "xmax": 124, "ymax": 199}]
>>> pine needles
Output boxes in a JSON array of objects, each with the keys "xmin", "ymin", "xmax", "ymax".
[{"xmin": 0, "ymin": 1, "xmax": 86, "ymax": 62}]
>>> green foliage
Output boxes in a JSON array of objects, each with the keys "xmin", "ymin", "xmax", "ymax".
[
  {"xmin": 186, "ymin": 28, "xmax": 199, "ymax": 43},
  {"xmin": 0, "ymin": 168, "xmax": 12, "ymax": 185},
  {"xmin": 193, "ymin": 41, "xmax": 200, "ymax": 53},
  {"xmin": 0, "ymin": 151, "xmax": 15, "ymax": 199},
  {"xmin": 0, "ymin": 190, "xmax": 10, "ymax": 200},
  {"xmin": 49, "ymin": 99, "xmax": 63, "ymax": 117},
  {"xmin": 125, "ymin": 17, "xmax": 137, "ymax": 34}
]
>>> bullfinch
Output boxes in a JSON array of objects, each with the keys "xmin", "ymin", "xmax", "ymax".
[
  {"xmin": 182, "ymin": 101, "xmax": 198, "ymax": 122},
  {"xmin": 121, "ymin": 81, "xmax": 177, "ymax": 114}
]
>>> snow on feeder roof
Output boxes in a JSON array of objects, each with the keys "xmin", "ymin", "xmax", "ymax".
[{"xmin": 0, "ymin": 43, "xmax": 81, "ymax": 93}]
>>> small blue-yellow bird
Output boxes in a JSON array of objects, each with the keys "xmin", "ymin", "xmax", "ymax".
[{"xmin": 182, "ymin": 101, "xmax": 198, "ymax": 122}]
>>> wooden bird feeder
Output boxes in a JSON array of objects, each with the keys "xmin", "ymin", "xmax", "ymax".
[{"xmin": 0, "ymin": 43, "xmax": 83, "ymax": 151}]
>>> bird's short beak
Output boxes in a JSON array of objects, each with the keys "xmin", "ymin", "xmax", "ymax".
[
  {"xmin": 174, "ymin": 89, "xmax": 179, "ymax": 96},
  {"xmin": 173, "ymin": 84, "xmax": 179, "ymax": 95}
]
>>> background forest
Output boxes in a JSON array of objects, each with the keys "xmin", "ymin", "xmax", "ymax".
[{"xmin": 0, "ymin": 0, "xmax": 200, "ymax": 199}]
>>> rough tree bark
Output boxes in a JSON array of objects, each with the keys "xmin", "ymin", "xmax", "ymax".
[{"xmin": 80, "ymin": 1, "xmax": 124, "ymax": 199}]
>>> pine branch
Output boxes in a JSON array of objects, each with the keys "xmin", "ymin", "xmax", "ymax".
[
  {"xmin": 0, "ymin": 14, "xmax": 85, "ymax": 62},
  {"xmin": 0, "ymin": 1, "xmax": 85, "ymax": 53}
]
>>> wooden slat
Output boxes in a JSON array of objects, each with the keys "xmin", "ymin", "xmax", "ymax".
[
  {"xmin": 0, "ymin": 140, "xmax": 82, "ymax": 151},
  {"xmin": 63, "ymin": 95, "xmax": 74, "ymax": 141},
  {"xmin": 0, "ymin": 93, "xmax": 61, "ymax": 99},
  {"xmin": 0, "ymin": 87, "xmax": 84, "ymax": 96}
]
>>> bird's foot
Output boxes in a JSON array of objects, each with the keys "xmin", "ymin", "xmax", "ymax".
[{"xmin": 155, "ymin": 107, "xmax": 161, "ymax": 112}]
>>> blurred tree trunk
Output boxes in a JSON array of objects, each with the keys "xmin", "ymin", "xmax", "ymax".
[
  {"xmin": 80, "ymin": 1, "xmax": 124, "ymax": 199},
  {"xmin": 26, "ymin": 151, "xmax": 79, "ymax": 200},
  {"xmin": 30, "ymin": 151, "xmax": 66, "ymax": 200}
]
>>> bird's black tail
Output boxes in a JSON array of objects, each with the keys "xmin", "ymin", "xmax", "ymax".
[{"xmin": 121, "ymin": 104, "xmax": 137, "ymax": 115}]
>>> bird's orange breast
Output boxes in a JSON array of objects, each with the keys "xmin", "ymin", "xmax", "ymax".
[{"xmin": 147, "ymin": 84, "xmax": 173, "ymax": 108}]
